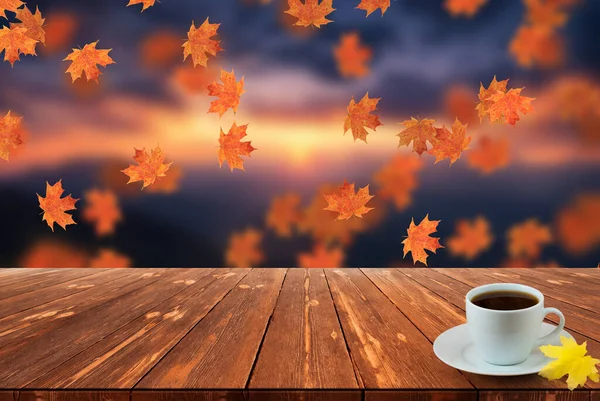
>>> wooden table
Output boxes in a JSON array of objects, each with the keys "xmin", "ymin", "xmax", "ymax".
[{"xmin": 0, "ymin": 268, "xmax": 598, "ymax": 401}]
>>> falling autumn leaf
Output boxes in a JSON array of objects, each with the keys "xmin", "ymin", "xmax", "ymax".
[
  {"xmin": 476, "ymin": 76, "xmax": 534, "ymax": 125},
  {"xmin": 539, "ymin": 335, "xmax": 600, "ymax": 390},
  {"xmin": 147, "ymin": 163, "xmax": 183, "ymax": 194},
  {"xmin": 225, "ymin": 227, "xmax": 264, "ymax": 268},
  {"xmin": 266, "ymin": 192, "xmax": 303, "ymax": 237},
  {"xmin": 333, "ymin": 32, "xmax": 372, "ymax": 78},
  {"xmin": 344, "ymin": 92, "xmax": 382, "ymax": 143},
  {"xmin": 555, "ymin": 193, "xmax": 600, "ymax": 255},
  {"xmin": 0, "ymin": 110, "xmax": 23, "ymax": 161},
  {"xmin": 64, "ymin": 41, "xmax": 115, "ymax": 83},
  {"xmin": 42, "ymin": 11, "xmax": 79, "ymax": 54},
  {"xmin": 397, "ymin": 117, "xmax": 438, "ymax": 156},
  {"xmin": 373, "ymin": 153, "xmax": 423, "ymax": 211},
  {"xmin": 127, "ymin": 0, "xmax": 156, "ymax": 12},
  {"xmin": 19, "ymin": 239, "xmax": 88, "ymax": 268},
  {"xmin": 171, "ymin": 63, "xmax": 220, "ymax": 94},
  {"xmin": 447, "ymin": 216, "xmax": 494, "ymax": 260},
  {"xmin": 285, "ymin": 0, "xmax": 335, "ymax": 28},
  {"xmin": 208, "ymin": 69, "xmax": 245, "ymax": 117},
  {"xmin": 82, "ymin": 188, "xmax": 122, "ymax": 237},
  {"xmin": 298, "ymin": 243, "xmax": 344, "ymax": 268},
  {"xmin": 10, "ymin": 5, "xmax": 45, "ymax": 44},
  {"xmin": 324, "ymin": 181, "xmax": 374, "ymax": 220},
  {"xmin": 524, "ymin": 0, "xmax": 568, "ymax": 29},
  {"xmin": 509, "ymin": 25, "xmax": 564, "ymax": 69},
  {"xmin": 507, "ymin": 218, "xmax": 552, "ymax": 259},
  {"xmin": 37, "ymin": 179, "xmax": 79, "ymax": 232},
  {"xmin": 139, "ymin": 30, "xmax": 183, "ymax": 69},
  {"xmin": 428, "ymin": 118, "xmax": 471, "ymax": 165},
  {"xmin": 444, "ymin": 0, "xmax": 487, "ymax": 17},
  {"xmin": 475, "ymin": 76, "xmax": 509, "ymax": 121},
  {"xmin": 402, "ymin": 214, "xmax": 444, "ymax": 266},
  {"xmin": 466, "ymin": 135, "xmax": 510, "ymax": 174},
  {"xmin": 89, "ymin": 249, "xmax": 132, "ymax": 268},
  {"xmin": 356, "ymin": 0, "xmax": 390, "ymax": 17},
  {"xmin": 121, "ymin": 145, "xmax": 173, "ymax": 189},
  {"xmin": 443, "ymin": 84, "xmax": 479, "ymax": 125},
  {"xmin": 182, "ymin": 18, "xmax": 223, "ymax": 68},
  {"xmin": 0, "ymin": 25, "xmax": 38, "ymax": 66},
  {"xmin": 0, "ymin": 0, "xmax": 23, "ymax": 19},
  {"xmin": 218, "ymin": 122, "xmax": 256, "ymax": 172}
]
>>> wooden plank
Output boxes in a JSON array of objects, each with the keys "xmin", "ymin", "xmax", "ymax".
[
  {"xmin": 0, "ymin": 269, "xmax": 61, "ymax": 286},
  {"xmin": 11, "ymin": 391, "xmax": 129, "ymax": 400},
  {"xmin": 249, "ymin": 268, "xmax": 358, "ymax": 389},
  {"xmin": 0, "ymin": 268, "xmax": 214, "ymax": 388},
  {"xmin": 0, "ymin": 269, "xmax": 170, "ymax": 346},
  {"xmin": 136, "ymin": 268, "xmax": 287, "ymax": 389},
  {"xmin": 361, "ymin": 268, "xmax": 465, "ymax": 341},
  {"xmin": 0, "ymin": 269, "xmax": 101, "ymax": 299},
  {"xmin": 365, "ymin": 390, "xmax": 477, "ymax": 401},
  {"xmin": 0, "ymin": 268, "xmax": 135, "ymax": 318},
  {"xmin": 532, "ymin": 267, "xmax": 600, "ymax": 285},
  {"xmin": 324, "ymin": 269, "xmax": 473, "ymax": 389},
  {"xmin": 29, "ymin": 269, "xmax": 248, "ymax": 388},
  {"xmin": 248, "ymin": 390, "xmax": 361, "ymax": 401},
  {"xmin": 479, "ymin": 391, "xmax": 590, "ymax": 401},
  {"xmin": 0, "ymin": 268, "xmax": 29, "ymax": 278},
  {"xmin": 132, "ymin": 391, "xmax": 246, "ymax": 401},
  {"xmin": 398, "ymin": 268, "xmax": 471, "ymax": 308},
  {"xmin": 431, "ymin": 268, "xmax": 600, "ymax": 390},
  {"xmin": 592, "ymin": 391, "xmax": 600, "ymax": 401}
]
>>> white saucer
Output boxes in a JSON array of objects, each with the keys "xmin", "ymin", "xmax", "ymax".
[{"xmin": 433, "ymin": 322, "xmax": 573, "ymax": 376}]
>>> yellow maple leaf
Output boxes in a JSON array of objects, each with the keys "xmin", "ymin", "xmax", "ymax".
[
  {"xmin": 208, "ymin": 68, "xmax": 245, "ymax": 117},
  {"xmin": 63, "ymin": 41, "xmax": 115, "ymax": 83},
  {"xmin": 539, "ymin": 335, "xmax": 600, "ymax": 390}
]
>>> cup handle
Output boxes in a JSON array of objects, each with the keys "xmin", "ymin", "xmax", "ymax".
[{"xmin": 536, "ymin": 307, "xmax": 565, "ymax": 346}]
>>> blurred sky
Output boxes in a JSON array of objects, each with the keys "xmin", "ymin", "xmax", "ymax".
[{"xmin": 0, "ymin": 0, "xmax": 598, "ymax": 267}]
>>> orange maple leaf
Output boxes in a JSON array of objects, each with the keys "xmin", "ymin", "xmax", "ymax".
[
  {"xmin": 182, "ymin": 18, "xmax": 223, "ymax": 68},
  {"xmin": 507, "ymin": 218, "xmax": 552, "ymax": 259},
  {"xmin": 266, "ymin": 192, "xmax": 303, "ymax": 237},
  {"xmin": 444, "ymin": 84, "xmax": 478, "ymax": 125},
  {"xmin": 218, "ymin": 122, "xmax": 256, "ymax": 172},
  {"xmin": 42, "ymin": 11, "xmax": 79, "ymax": 54},
  {"xmin": 447, "ymin": 216, "xmax": 494, "ymax": 260},
  {"xmin": 64, "ymin": 41, "xmax": 115, "ymax": 83},
  {"xmin": 402, "ymin": 214, "xmax": 444, "ymax": 266},
  {"xmin": 444, "ymin": 0, "xmax": 487, "ymax": 17},
  {"xmin": 373, "ymin": 153, "xmax": 423, "ymax": 211},
  {"xmin": 171, "ymin": 63, "xmax": 220, "ymax": 94},
  {"xmin": 225, "ymin": 228, "xmax": 264, "ymax": 268},
  {"xmin": 147, "ymin": 163, "xmax": 183, "ymax": 194},
  {"xmin": 333, "ymin": 32, "xmax": 372, "ymax": 78},
  {"xmin": 0, "ymin": 0, "xmax": 24, "ymax": 19},
  {"xmin": 298, "ymin": 243, "xmax": 344, "ymax": 268},
  {"xmin": 324, "ymin": 181, "xmax": 374, "ymax": 220},
  {"xmin": 37, "ymin": 179, "xmax": 79, "ymax": 232},
  {"xmin": 82, "ymin": 188, "xmax": 122, "ymax": 237},
  {"xmin": 0, "ymin": 25, "xmax": 37, "ymax": 66},
  {"xmin": 476, "ymin": 77, "xmax": 534, "ymax": 125},
  {"xmin": 0, "ymin": 110, "xmax": 23, "ymax": 161},
  {"xmin": 208, "ymin": 69, "xmax": 245, "ymax": 117},
  {"xmin": 524, "ymin": 0, "xmax": 568, "ymax": 29},
  {"xmin": 397, "ymin": 117, "xmax": 438, "ymax": 155},
  {"xmin": 429, "ymin": 118, "xmax": 471, "ymax": 165},
  {"xmin": 127, "ymin": 0, "xmax": 156, "ymax": 12},
  {"xmin": 89, "ymin": 249, "xmax": 131, "ymax": 268},
  {"xmin": 140, "ymin": 30, "xmax": 183, "ymax": 69},
  {"xmin": 19, "ymin": 239, "xmax": 88, "ymax": 268},
  {"xmin": 10, "ymin": 5, "xmax": 45, "ymax": 44},
  {"xmin": 555, "ymin": 193, "xmax": 600, "ymax": 255},
  {"xmin": 356, "ymin": 0, "xmax": 390, "ymax": 17},
  {"xmin": 343, "ymin": 92, "xmax": 382, "ymax": 143},
  {"xmin": 509, "ymin": 25, "xmax": 564, "ymax": 69},
  {"xmin": 121, "ymin": 145, "xmax": 173, "ymax": 189},
  {"xmin": 285, "ymin": 0, "xmax": 335, "ymax": 28},
  {"xmin": 466, "ymin": 135, "xmax": 510, "ymax": 174}
]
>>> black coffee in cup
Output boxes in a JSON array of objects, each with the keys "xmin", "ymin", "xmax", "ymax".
[{"xmin": 471, "ymin": 290, "xmax": 539, "ymax": 311}]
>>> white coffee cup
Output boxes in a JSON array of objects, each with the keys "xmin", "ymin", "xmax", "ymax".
[{"xmin": 466, "ymin": 283, "xmax": 565, "ymax": 366}]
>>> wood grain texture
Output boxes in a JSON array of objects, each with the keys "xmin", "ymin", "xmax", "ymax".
[
  {"xmin": 249, "ymin": 268, "xmax": 358, "ymax": 389},
  {"xmin": 365, "ymin": 391, "xmax": 477, "ymax": 401},
  {"xmin": 28, "ymin": 269, "xmax": 248, "ymax": 388},
  {"xmin": 248, "ymin": 390, "xmax": 361, "ymax": 401},
  {"xmin": 0, "ymin": 269, "xmax": 205, "ymax": 387},
  {"xmin": 131, "ymin": 390, "xmax": 246, "ymax": 401},
  {"xmin": 324, "ymin": 269, "xmax": 473, "ymax": 389},
  {"xmin": 0, "ymin": 269, "xmax": 101, "ymax": 300},
  {"xmin": 592, "ymin": 391, "xmax": 600, "ymax": 401},
  {"xmin": 479, "ymin": 390, "xmax": 590, "ymax": 400},
  {"xmin": 8, "ymin": 391, "xmax": 129, "ymax": 400},
  {"xmin": 136, "ymin": 268, "xmax": 287, "ymax": 389}
]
